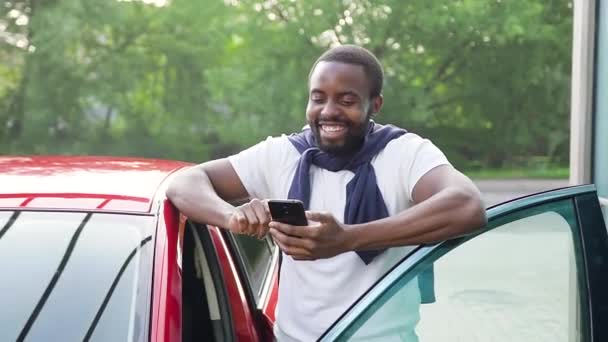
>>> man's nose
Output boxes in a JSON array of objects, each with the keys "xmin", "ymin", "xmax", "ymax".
[{"xmin": 320, "ymin": 100, "xmax": 339, "ymax": 117}]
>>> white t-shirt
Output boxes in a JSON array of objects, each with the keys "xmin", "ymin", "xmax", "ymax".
[{"xmin": 228, "ymin": 132, "xmax": 449, "ymax": 341}]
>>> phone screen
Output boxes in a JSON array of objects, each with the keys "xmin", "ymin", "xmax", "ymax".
[{"xmin": 268, "ymin": 200, "xmax": 308, "ymax": 226}]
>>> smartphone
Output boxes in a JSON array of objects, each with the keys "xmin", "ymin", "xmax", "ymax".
[{"xmin": 268, "ymin": 199, "xmax": 308, "ymax": 226}]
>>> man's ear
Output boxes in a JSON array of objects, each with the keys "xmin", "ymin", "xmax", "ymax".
[{"xmin": 371, "ymin": 95, "xmax": 383, "ymax": 115}]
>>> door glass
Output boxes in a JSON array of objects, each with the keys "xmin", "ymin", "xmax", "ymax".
[
  {"xmin": 334, "ymin": 200, "xmax": 584, "ymax": 342},
  {"xmin": 0, "ymin": 211, "xmax": 154, "ymax": 342},
  {"xmin": 230, "ymin": 234, "xmax": 274, "ymax": 303},
  {"xmin": 595, "ymin": 0, "xmax": 608, "ymax": 199},
  {"xmin": 600, "ymin": 198, "xmax": 608, "ymax": 223}
]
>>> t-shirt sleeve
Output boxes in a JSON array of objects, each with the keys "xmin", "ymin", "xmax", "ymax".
[
  {"xmin": 227, "ymin": 135, "xmax": 285, "ymax": 199},
  {"xmin": 404, "ymin": 137, "xmax": 451, "ymax": 201}
]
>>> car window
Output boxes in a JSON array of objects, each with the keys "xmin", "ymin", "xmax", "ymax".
[
  {"xmin": 595, "ymin": 2, "xmax": 608, "ymax": 221},
  {"xmin": 0, "ymin": 211, "xmax": 154, "ymax": 342},
  {"xmin": 230, "ymin": 233, "xmax": 275, "ymax": 304},
  {"xmin": 325, "ymin": 199, "xmax": 587, "ymax": 341},
  {"xmin": 182, "ymin": 223, "xmax": 234, "ymax": 342}
]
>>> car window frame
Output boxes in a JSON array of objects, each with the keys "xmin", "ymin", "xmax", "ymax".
[
  {"xmin": 181, "ymin": 221, "xmax": 236, "ymax": 341},
  {"xmin": 223, "ymin": 231, "xmax": 278, "ymax": 310},
  {"xmin": 319, "ymin": 185, "xmax": 608, "ymax": 341}
]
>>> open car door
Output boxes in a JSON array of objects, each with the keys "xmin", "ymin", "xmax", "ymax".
[{"xmin": 320, "ymin": 185, "xmax": 608, "ymax": 342}]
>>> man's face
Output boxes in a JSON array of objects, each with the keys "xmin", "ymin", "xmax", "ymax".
[{"xmin": 306, "ymin": 61, "xmax": 382, "ymax": 155}]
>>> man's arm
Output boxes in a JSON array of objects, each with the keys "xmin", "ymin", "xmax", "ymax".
[
  {"xmin": 346, "ymin": 164, "xmax": 486, "ymax": 249},
  {"xmin": 269, "ymin": 165, "xmax": 486, "ymax": 259},
  {"xmin": 166, "ymin": 159, "xmax": 271, "ymax": 237}
]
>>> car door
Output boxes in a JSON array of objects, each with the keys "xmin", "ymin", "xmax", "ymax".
[
  {"xmin": 320, "ymin": 185, "xmax": 608, "ymax": 341},
  {"xmin": 223, "ymin": 232, "xmax": 279, "ymax": 340}
]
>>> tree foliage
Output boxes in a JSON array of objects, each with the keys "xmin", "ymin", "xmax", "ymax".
[{"xmin": 0, "ymin": 0, "xmax": 573, "ymax": 169}]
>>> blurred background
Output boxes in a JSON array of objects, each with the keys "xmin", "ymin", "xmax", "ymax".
[{"xmin": 0, "ymin": 0, "xmax": 573, "ymax": 179}]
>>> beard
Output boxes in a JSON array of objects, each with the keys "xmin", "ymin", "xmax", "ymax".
[{"xmin": 310, "ymin": 113, "xmax": 372, "ymax": 156}]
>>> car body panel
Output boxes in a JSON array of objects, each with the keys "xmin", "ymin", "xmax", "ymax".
[
  {"xmin": 0, "ymin": 156, "xmax": 189, "ymax": 213},
  {"xmin": 150, "ymin": 200, "xmax": 182, "ymax": 342},
  {"xmin": 0, "ymin": 193, "xmax": 151, "ymax": 212},
  {"xmin": 261, "ymin": 254, "xmax": 279, "ymax": 323},
  {"xmin": 259, "ymin": 276, "xmax": 278, "ymax": 340},
  {"xmin": 0, "ymin": 156, "xmax": 277, "ymax": 342},
  {"xmin": 209, "ymin": 225, "xmax": 262, "ymax": 342}
]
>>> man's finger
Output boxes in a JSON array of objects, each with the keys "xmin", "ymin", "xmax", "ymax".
[
  {"xmin": 251, "ymin": 200, "xmax": 271, "ymax": 227},
  {"xmin": 269, "ymin": 221, "xmax": 315, "ymax": 238},
  {"xmin": 255, "ymin": 225, "xmax": 270, "ymax": 239},
  {"xmin": 236, "ymin": 211, "xmax": 247, "ymax": 224},
  {"xmin": 271, "ymin": 229, "xmax": 312, "ymax": 259},
  {"xmin": 241, "ymin": 205, "xmax": 259, "ymax": 234},
  {"xmin": 235, "ymin": 211, "xmax": 248, "ymax": 234},
  {"xmin": 276, "ymin": 242, "xmax": 310, "ymax": 259},
  {"xmin": 269, "ymin": 228, "xmax": 309, "ymax": 249},
  {"xmin": 261, "ymin": 199, "xmax": 271, "ymax": 215},
  {"xmin": 306, "ymin": 211, "xmax": 334, "ymax": 224}
]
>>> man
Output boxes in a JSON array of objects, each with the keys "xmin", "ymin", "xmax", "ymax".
[{"xmin": 167, "ymin": 45, "xmax": 486, "ymax": 341}]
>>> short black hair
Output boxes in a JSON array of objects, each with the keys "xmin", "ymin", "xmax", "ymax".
[{"xmin": 310, "ymin": 44, "xmax": 384, "ymax": 98}]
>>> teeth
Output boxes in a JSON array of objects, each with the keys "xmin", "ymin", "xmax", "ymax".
[{"xmin": 322, "ymin": 125, "xmax": 344, "ymax": 132}]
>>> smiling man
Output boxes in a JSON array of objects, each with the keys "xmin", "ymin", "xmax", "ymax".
[
  {"xmin": 167, "ymin": 45, "xmax": 486, "ymax": 341},
  {"xmin": 307, "ymin": 60, "xmax": 379, "ymax": 156}
]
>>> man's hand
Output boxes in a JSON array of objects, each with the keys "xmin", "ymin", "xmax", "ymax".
[
  {"xmin": 227, "ymin": 199, "xmax": 271, "ymax": 239},
  {"xmin": 269, "ymin": 211, "xmax": 351, "ymax": 260}
]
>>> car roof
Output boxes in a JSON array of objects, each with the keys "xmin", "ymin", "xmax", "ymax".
[{"xmin": 0, "ymin": 156, "xmax": 193, "ymax": 213}]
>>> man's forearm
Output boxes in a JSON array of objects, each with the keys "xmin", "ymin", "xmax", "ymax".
[
  {"xmin": 166, "ymin": 167, "xmax": 235, "ymax": 228},
  {"xmin": 346, "ymin": 187, "xmax": 486, "ymax": 250}
]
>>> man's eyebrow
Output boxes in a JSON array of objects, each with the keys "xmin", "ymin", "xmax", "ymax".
[
  {"xmin": 309, "ymin": 89, "xmax": 361, "ymax": 98},
  {"xmin": 338, "ymin": 90, "xmax": 361, "ymax": 98}
]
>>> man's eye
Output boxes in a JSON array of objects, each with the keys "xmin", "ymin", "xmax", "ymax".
[
  {"xmin": 311, "ymin": 96, "xmax": 325, "ymax": 103},
  {"xmin": 341, "ymin": 99, "xmax": 356, "ymax": 106}
]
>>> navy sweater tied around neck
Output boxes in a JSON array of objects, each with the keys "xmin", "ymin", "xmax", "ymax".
[
  {"xmin": 287, "ymin": 122, "xmax": 406, "ymax": 263},
  {"xmin": 286, "ymin": 121, "xmax": 435, "ymax": 304}
]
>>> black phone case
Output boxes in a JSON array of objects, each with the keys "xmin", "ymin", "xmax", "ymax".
[{"xmin": 268, "ymin": 200, "xmax": 308, "ymax": 226}]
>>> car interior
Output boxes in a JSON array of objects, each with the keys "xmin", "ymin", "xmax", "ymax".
[{"xmin": 182, "ymin": 222, "xmax": 233, "ymax": 342}]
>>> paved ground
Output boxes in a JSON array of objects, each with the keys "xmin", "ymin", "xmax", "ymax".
[
  {"xmin": 473, "ymin": 179, "xmax": 570, "ymax": 207},
  {"xmin": 423, "ymin": 179, "xmax": 574, "ymax": 341},
  {"xmin": 416, "ymin": 216, "xmax": 577, "ymax": 341}
]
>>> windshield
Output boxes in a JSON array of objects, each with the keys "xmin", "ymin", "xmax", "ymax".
[{"xmin": 0, "ymin": 210, "xmax": 155, "ymax": 342}]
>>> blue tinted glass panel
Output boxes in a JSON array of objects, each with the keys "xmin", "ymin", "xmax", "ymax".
[{"xmin": 595, "ymin": 1, "xmax": 608, "ymax": 198}]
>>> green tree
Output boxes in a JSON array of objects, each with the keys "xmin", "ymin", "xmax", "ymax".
[{"xmin": 0, "ymin": 0, "xmax": 573, "ymax": 171}]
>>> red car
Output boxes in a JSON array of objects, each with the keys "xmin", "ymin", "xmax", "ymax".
[{"xmin": 0, "ymin": 156, "xmax": 278, "ymax": 342}]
